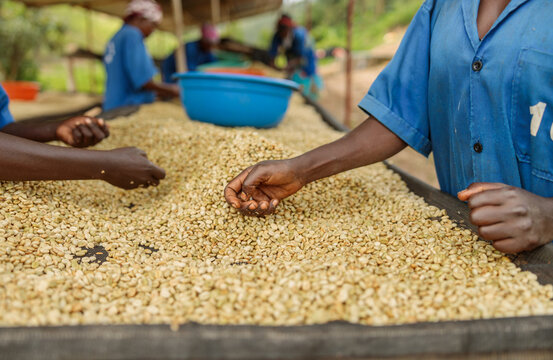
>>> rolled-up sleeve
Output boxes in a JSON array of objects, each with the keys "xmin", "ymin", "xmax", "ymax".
[{"xmin": 358, "ymin": 1, "xmax": 433, "ymax": 156}]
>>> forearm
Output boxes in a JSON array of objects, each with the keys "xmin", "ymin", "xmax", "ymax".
[
  {"xmin": 0, "ymin": 132, "xmax": 105, "ymax": 181},
  {"xmin": 1, "ymin": 121, "xmax": 59, "ymax": 142},
  {"xmin": 142, "ymin": 80, "xmax": 179, "ymax": 98},
  {"xmin": 292, "ymin": 117, "xmax": 407, "ymax": 184}
]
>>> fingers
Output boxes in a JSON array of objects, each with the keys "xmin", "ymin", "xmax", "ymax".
[
  {"xmin": 478, "ymin": 222, "xmax": 515, "ymax": 242},
  {"xmin": 70, "ymin": 127, "xmax": 83, "ymax": 146},
  {"xmin": 470, "ymin": 205, "xmax": 505, "ymax": 226},
  {"xmin": 85, "ymin": 118, "xmax": 108, "ymax": 143},
  {"xmin": 77, "ymin": 118, "xmax": 109, "ymax": 147},
  {"xmin": 149, "ymin": 176, "xmax": 161, "ymax": 187},
  {"xmin": 99, "ymin": 119, "xmax": 111, "ymax": 137},
  {"xmin": 224, "ymin": 168, "xmax": 253, "ymax": 209},
  {"xmin": 458, "ymin": 182, "xmax": 507, "ymax": 202},
  {"xmin": 60, "ymin": 116, "xmax": 109, "ymax": 148},
  {"xmin": 467, "ymin": 187, "xmax": 510, "ymax": 209},
  {"xmin": 242, "ymin": 167, "xmax": 267, "ymax": 196},
  {"xmin": 150, "ymin": 164, "xmax": 166, "ymax": 180},
  {"xmin": 77, "ymin": 124, "xmax": 94, "ymax": 146},
  {"xmin": 238, "ymin": 199, "xmax": 277, "ymax": 217},
  {"xmin": 260, "ymin": 199, "xmax": 279, "ymax": 216},
  {"xmin": 224, "ymin": 165, "xmax": 283, "ymax": 216},
  {"xmin": 489, "ymin": 238, "xmax": 520, "ymax": 254}
]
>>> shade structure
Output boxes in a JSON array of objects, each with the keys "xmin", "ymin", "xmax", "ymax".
[{"xmin": 21, "ymin": 0, "xmax": 283, "ymax": 31}]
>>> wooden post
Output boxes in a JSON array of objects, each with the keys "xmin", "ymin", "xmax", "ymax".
[
  {"xmin": 66, "ymin": 57, "xmax": 77, "ymax": 93},
  {"xmin": 210, "ymin": 0, "xmax": 220, "ymax": 24},
  {"xmin": 344, "ymin": 0, "xmax": 355, "ymax": 128},
  {"xmin": 171, "ymin": 0, "xmax": 187, "ymax": 73},
  {"xmin": 85, "ymin": 7, "xmax": 96, "ymax": 93}
]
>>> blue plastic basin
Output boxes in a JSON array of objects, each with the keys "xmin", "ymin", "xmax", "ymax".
[{"xmin": 173, "ymin": 73, "xmax": 299, "ymax": 128}]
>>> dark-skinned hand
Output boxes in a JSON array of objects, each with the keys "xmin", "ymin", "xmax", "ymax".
[
  {"xmin": 102, "ymin": 147, "xmax": 166, "ymax": 190},
  {"xmin": 458, "ymin": 182, "xmax": 553, "ymax": 254},
  {"xmin": 224, "ymin": 159, "xmax": 304, "ymax": 216},
  {"xmin": 56, "ymin": 116, "xmax": 110, "ymax": 148}
]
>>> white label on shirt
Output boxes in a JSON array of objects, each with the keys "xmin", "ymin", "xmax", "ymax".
[
  {"xmin": 105, "ymin": 42, "xmax": 116, "ymax": 65},
  {"xmin": 530, "ymin": 102, "xmax": 547, "ymax": 137}
]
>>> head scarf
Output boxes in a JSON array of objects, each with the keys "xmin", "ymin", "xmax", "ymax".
[
  {"xmin": 201, "ymin": 23, "xmax": 219, "ymax": 42},
  {"xmin": 125, "ymin": 0, "xmax": 163, "ymax": 24},
  {"xmin": 278, "ymin": 14, "xmax": 295, "ymax": 28}
]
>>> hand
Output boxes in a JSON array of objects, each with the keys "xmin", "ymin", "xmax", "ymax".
[
  {"xmin": 458, "ymin": 183, "xmax": 553, "ymax": 254},
  {"xmin": 168, "ymin": 84, "xmax": 180, "ymax": 98},
  {"xmin": 102, "ymin": 147, "xmax": 166, "ymax": 190},
  {"xmin": 56, "ymin": 116, "xmax": 110, "ymax": 148},
  {"xmin": 224, "ymin": 159, "xmax": 305, "ymax": 216}
]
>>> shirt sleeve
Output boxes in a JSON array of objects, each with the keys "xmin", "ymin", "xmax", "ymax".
[
  {"xmin": 0, "ymin": 87, "xmax": 15, "ymax": 130},
  {"xmin": 123, "ymin": 31, "xmax": 158, "ymax": 90},
  {"xmin": 358, "ymin": 1, "xmax": 434, "ymax": 156}
]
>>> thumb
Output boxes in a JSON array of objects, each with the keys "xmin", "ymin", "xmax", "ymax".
[
  {"xmin": 56, "ymin": 126, "xmax": 73, "ymax": 145},
  {"xmin": 458, "ymin": 182, "xmax": 506, "ymax": 202}
]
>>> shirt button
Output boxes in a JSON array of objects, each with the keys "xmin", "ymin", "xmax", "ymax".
[
  {"xmin": 472, "ymin": 60, "xmax": 483, "ymax": 72},
  {"xmin": 473, "ymin": 142, "xmax": 483, "ymax": 153}
]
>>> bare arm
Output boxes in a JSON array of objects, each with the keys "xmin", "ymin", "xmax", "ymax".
[
  {"xmin": 2, "ymin": 121, "xmax": 59, "ymax": 142},
  {"xmin": 293, "ymin": 117, "xmax": 407, "ymax": 184},
  {"xmin": 0, "ymin": 131, "xmax": 165, "ymax": 189},
  {"xmin": 224, "ymin": 117, "xmax": 407, "ymax": 215},
  {"xmin": 2, "ymin": 116, "xmax": 109, "ymax": 148},
  {"xmin": 142, "ymin": 80, "xmax": 180, "ymax": 99}
]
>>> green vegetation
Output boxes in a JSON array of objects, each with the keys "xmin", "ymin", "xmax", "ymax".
[
  {"xmin": 0, "ymin": 1, "xmax": 66, "ymax": 81},
  {"xmin": 289, "ymin": 0, "xmax": 424, "ymax": 50}
]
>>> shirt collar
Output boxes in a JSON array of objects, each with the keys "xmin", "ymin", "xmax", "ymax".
[{"xmin": 462, "ymin": 0, "xmax": 530, "ymax": 51}]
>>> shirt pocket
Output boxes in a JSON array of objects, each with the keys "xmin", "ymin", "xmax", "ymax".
[{"xmin": 511, "ymin": 48, "xmax": 553, "ymax": 182}]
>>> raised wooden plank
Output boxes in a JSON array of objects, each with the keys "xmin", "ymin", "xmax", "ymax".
[{"xmin": 1, "ymin": 317, "xmax": 552, "ymax": 360}]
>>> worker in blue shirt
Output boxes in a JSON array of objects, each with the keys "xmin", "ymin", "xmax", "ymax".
[
  {"xmin": 225, "ymin": 0, "xmax": 553, "ymax": 254},
  {"xmin": 161, "ymin": 23, "xmax": 219, "ymax": 83},
  {"xmin": 0, "ymin": 85, "xmax": 165, "ymax": 189},
  {"xmin": 103, "ymin": 0, "xmax": 179, "ymax": 111},
  {"xmin": 269, "ymin": 14, "xmax": 322, "ymax": 100}
]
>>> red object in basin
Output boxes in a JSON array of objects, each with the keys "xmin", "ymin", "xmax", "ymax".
[
  {"xmin": 1, "ymin": 81, "xmax": 40, "ymax": 101},
  {"xmin": 205, "ymin": 68, "xmax": 266, "ymax": 77}
]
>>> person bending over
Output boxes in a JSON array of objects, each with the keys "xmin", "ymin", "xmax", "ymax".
[
  {"xmin": 103, "ymin": 0, "xmax": 179, "ymax": 111},
  {"xmin": 161, "ymin": 23, "xmax": 220, "ymax": 82},
  {"xmin": 225, "ymin": 0, "xmax": 553, "ymax": 254}
]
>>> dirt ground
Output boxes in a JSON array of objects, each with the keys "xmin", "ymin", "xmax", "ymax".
[{"xmin": 317, "ymin": 30, "xmax": 439, "ymax": 189}]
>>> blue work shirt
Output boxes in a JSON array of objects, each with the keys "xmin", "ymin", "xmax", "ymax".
[
  {"xmin": 359, "ymin": 0, "xmax": 553, "ymax": 198},
  {"xmin": 161, "ymin": 40, "xmax": 217, "ymax": 83},
  {"xmin": 0, "ymin": 85, "xmax": 15, "ymax": 130},
  {"xmin": 270, "ymin": 27, "xmax": 318, "ymax": 77},
  {"xmin": 103, "ymin": 24, "xmax": 158, "ymax": 111}
]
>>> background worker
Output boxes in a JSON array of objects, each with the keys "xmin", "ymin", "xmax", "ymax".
[
  {"xmin": 225, "ymin": 0, "xmax": 553, "ymax": 255},
  {"xmin": 161, "ymin": 23, "xmax": 220, "ymax": 83},
  {"xmin": 269, "ymin": 14, "xmax": 322, "ymax": 100},
  {"xmin": 103, "ymin": 0, "xmax": 179, "ymax": 111},
  {"xmin": 0, "ymin": 85, "xmax": 165, "ymax": 189}
]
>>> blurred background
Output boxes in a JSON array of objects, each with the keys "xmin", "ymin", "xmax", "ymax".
[{"xmin": 0, "ymin": 0, "xmax": 437, "ymax": 186}]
